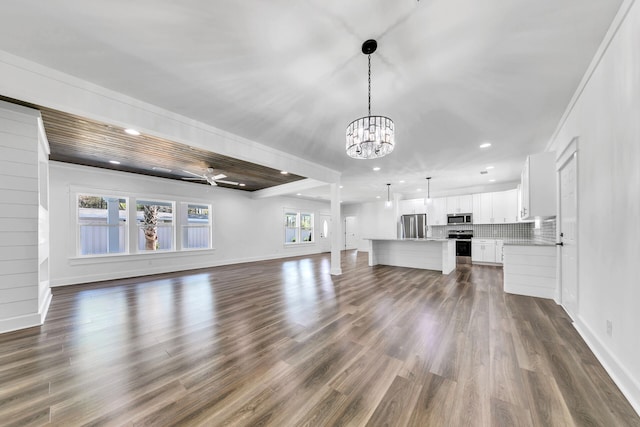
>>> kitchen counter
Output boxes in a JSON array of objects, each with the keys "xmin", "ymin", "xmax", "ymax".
[
  {"xmin": 501, "ymin": 239, "xmax": 555, "ymax": 246},
  {"xmin": 364, "ymin": 238, "xmax": 455, "ymax": 274}
]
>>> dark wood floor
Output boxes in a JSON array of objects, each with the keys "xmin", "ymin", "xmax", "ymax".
[{"xmin": 1, "ymin": 251, "xmax": 638, "ymax": 426}]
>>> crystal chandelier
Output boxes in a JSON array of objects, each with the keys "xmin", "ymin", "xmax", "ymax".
[{"xmin": 346, "ymin": 39, "xmax": 395, "ymax": 159}]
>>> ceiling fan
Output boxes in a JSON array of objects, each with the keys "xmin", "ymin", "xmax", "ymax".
[{"xmin": 181, "ymin": 168, "xmax": 239, "ymax": 186}]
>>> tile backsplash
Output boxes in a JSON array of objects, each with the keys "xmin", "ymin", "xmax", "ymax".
[{"xmin": 431, "ymin": 219, "xmax": 556, "ymax": 243}]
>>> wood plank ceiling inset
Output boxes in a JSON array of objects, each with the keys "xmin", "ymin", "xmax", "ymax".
[{"xmin": 1, "ymin": 96, "xmax": 306, "ymax": 192}]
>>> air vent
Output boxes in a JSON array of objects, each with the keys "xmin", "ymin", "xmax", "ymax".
[{"xmin": 480, "ymin": 170, "xmax": 488, "ymax": 175}]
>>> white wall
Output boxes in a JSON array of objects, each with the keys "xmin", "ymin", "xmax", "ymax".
[
  {"xmin": 548, "ymin": 0, "xmax": 640, "ymax": 414},
  {"xmin": 50, "ymin": 162, "xmax": 331, "ymax": 286},
  {"xmin": 341, "ymin": 201, "xmax": 397, "ymax": 252}
]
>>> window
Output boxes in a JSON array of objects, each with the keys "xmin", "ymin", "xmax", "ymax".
[
  {"xmin": 182, "ymin": 203, "xmax": 212, "ymax": 249},
  {"xmin": 77, "ymin": 194, "xmax": 127, "ymax": 255},
  {"xmin": 300, "ymin": 213, "xmax": 313, "ymax": 242},
  {"xmin": 76, "ymin": 191, "xmax": 213, "ymax": 257},
  {"xmin": 284, "ymin": 211, "xmax": 314, "ymax": 244},
  {"xmin": 284, "ymin": 212, "xmax": 298, "ymax": 244},
  {"xmin": 137, "ymin": 200, "xmax": 174, "ymax": 251}
]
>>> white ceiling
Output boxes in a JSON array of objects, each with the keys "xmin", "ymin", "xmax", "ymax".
[{"xmin": 0, "ymin": 0, "xmax": 622, "ymax": 203}]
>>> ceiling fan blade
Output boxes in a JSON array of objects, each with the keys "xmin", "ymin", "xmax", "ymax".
[
  {"xmin": 212, "ymin": 173, "xmax": 227, "ymax": 180},
  {"xmin": 182, "ymin": 170, "xmax": 204, "ymax": 178},
  {"xmin": 182, "ymin": 177, "xmax": 206, "ymax": 181},
  {"xmin": 215, "ymin": 179, "xmax": 239, "ymax": 186}
]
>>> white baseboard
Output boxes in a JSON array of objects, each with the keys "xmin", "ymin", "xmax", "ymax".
[
  {"xmin": 504, "ymin": 284, "xmax": 556, "ymax": 299},
  {"xmin": 0, "ymin": 288, "xmax": 52, "ymax": 334},
  {"xmin": 39, "ymin": 287, "xmax": 52, "ymax": 323},
  {"xmin": 0, "ymin": 312, "xmax": 42, "ymax": 334},
  {"xmin": 50, "ymin": 250, "xmax": 322, "ymax": 287},
  {"xmin": 573, "ymin": 316, "xmax": 640, "ymax": 417}
]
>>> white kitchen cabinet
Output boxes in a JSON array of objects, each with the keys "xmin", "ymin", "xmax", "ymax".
[
  {"xmin": 399, "ymin": 199, "xmax": 415, "ymax": 215},
  {"xmin": 413, "ymin": 198, "xmax": 427, "ymax": 214},
  {"xmin": 472, "ymin": 190, "xmax": 518, "ymax": 224},
  {"xmin": 492, "ymin": 189, "xmax": 519, "ymax": 223},
  {"xmin": 446, "ymin": 195, "xmax": 472, "ymax": 214},
  {"xmin": 428, "ymin": 197, "xmax": 447, "ymax": 225},
  {"xmin": 472, "ymin": 239, "xmax": 496, "ymax": 263},
  {"xmin": 399, "ymin": 198, "xmax": 427, "ymax": 215},
  {"xmin": 472, "ymin": 192, "xmax": 493, "ymax": 224},
  {"xmin": 520, "ymin": 152, "xmax": 556, "ymax": 220},
  {"xmin": 495, "ymin": 240, "xmax": 504, "ymax": 264},
  {"xmin": 399, "ymin": 200, "xmax": 412, "ymax": 215}
]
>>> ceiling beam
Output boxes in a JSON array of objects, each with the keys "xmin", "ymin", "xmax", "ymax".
[{"xmin": 251, "ymin": 178, "xmax": 327, "ymax": 199}]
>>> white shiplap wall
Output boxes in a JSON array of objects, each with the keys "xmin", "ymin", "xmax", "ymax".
[{"xmin": 0, "ymin": 100, "xmax": 51, "ymax": 333}]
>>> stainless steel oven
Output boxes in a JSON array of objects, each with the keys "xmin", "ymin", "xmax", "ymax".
[{"xmin": 448, "ymin": 230, "xmax": 473, "ymax": 257}]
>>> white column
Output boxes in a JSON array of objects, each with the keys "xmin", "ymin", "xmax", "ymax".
[
  {"xmin": 0, "ymin": 101, "xmax": 51, "ymax": 333},
  {"xmin": 330, "ymin": 181, "xmax": 342, "ymax": 275}
]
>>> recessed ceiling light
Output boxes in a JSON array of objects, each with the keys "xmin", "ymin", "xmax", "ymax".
[
  {"xmin": 296, "ymin": 193, "xmax": 302, "ymax": 196},
  {"xmin": 486, "ymin": 166, "xmax": 495, "ymax": 170},
  {"xmin": 489, "ymin": 179, "xmax": 496, "ymax": 182},
  {"xmin": 376, "ymin": 196, "xmax": 381, "ymax": 199},
  {"xmin": 124, "ymin": 128, "xmax": 140, "ymax": 136},
  {"xmin": 479, "ymin": 142, "xmax": 492, "ymax": 148},
  {"xmin": 239, "ymin": 183, "xmax": 246, "ymax": 187},
  {"xmin": 372, "ymin": 167, "xmax": 381, "ymax": 171},
  {"xmin": 417, "ymin": 188, "xmax": 422, "ymax": 192},
  {"xmin": 152, "ymin": 166, "xmax": 172, "ymax": 173},
  {"xmin": 280, "ymin": 171, "xmax": 288, "ymax": 175},
  {"xmin": 399, "ymin": 180, "xmax": 405, "ymax": 183},
  {"xmin": 339, "ymin": 185, "xmax": 343, "ymax": 189},
  {"xmin": 109, "ymin": 160, "xmax": 120, "ymax": 165}
]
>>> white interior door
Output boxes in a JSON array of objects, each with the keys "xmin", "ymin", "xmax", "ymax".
[
  {"xmin": 559, "ymin": 151, "xmax": 578, "ymax": 319},
  {"xmin": 319, "ymin": 214, "xmax": 331, "ymax": 252},
  {"xmin": 344, "ymin": 216, "xmax": 357, "ymax": 250}
]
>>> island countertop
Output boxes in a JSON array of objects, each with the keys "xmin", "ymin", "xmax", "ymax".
[
  {"xmin": 364, "ymin": 238, "xmax": 455, "ymax": 274},
  {"xmin": 363, "ymin": 237, "xmax": 449, "ymax": 242}
]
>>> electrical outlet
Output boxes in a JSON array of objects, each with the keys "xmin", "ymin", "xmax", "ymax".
[{"xmin": 606, "ymin": 320, "xmax": 613, "ymax": 337}]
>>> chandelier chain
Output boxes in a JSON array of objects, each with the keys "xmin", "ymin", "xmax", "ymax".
[{"xmin": 368, "ymin": 54, "xmax": 371, "ymax": 117}]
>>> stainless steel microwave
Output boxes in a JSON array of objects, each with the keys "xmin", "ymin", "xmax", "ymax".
[{"xmin": 447, "ymin": 213, "xmax": 473, "ymax": 224}]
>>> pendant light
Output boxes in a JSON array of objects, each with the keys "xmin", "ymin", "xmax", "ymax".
[
  {"xmin": 345, "ymin": 39, "xmax": 395, "ymax": 159},
  {"xmin": 425, "ymin": 177, "xmax": 432, "ymax": 204},
  {"xmin": 385, "ymin": 183, "xmax": 393, "ymax": 208}
]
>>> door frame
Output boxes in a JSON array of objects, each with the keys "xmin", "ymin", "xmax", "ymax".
[{"xmin": 556, "ymin": 136, "xmax": 579, "ymax": 317}]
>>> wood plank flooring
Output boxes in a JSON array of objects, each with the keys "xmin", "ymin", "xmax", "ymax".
[{"xmin": 1, "ymin": 251, "xmax": 638, "ymax": 426}]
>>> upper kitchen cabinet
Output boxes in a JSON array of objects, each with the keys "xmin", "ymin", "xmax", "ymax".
[
  {"xmin": 399, "ymin": 198, "xmax": 427, "ymax": 215},
  {"xmin": 472, "ymin": 192, "xmax": 493, "ymax": 224},
  {"xmin": 493, "ymin": 189, "xmax": 519, "ymax": 223},
  {"xmin": 446, "ymin": 195, "xmax": 472, "ymax": 214},
  {"xmin": 427, "ymin": 197, "xmax": 447, "ymax": 225},
  {"xmin": 472, "ymin": 190, "xmax": 518, "ymax": 224},
  {"xmin": 520, "ymin": 152, "xmax": 556, "ymax": 220}
]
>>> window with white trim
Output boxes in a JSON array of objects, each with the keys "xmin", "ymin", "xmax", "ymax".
[
  {"xmin": 284, "ymin": 211, "xmax": 314, "ymax": 244},
  {"xmin": 181, "ymin": 203, "xmax": 212, "ymax": 249},
  {"xmin": 77, "ymin": 194, "xmax": 128, "ymax": 255},
  {"xmin": 136, "ymin": 200, "xmax": 174, "ymax": 251}
]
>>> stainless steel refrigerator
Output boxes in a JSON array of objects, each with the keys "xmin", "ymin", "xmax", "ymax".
[{"xmin": 400, "ymin": 214, "xmax": 427, "ymax": 239}]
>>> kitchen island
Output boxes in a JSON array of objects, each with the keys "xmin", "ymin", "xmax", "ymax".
[{"xmin": 365, "ymin": 238, "xmax": 456, "ymax": 274}]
